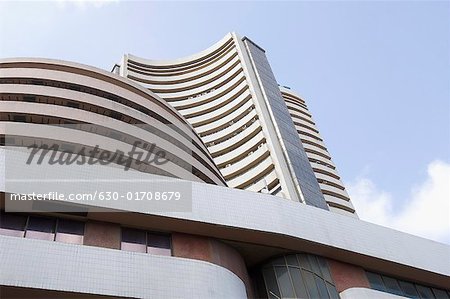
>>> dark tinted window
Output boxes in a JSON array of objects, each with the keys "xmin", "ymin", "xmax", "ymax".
[
  {"xmin": 263, "ymin": 267, "xmax": 281, "ymax": 299},
  {"xmin": 432, "ymin": 288, "xmax": 450, "ymax": 299},
  {"xmin": 298, "ymin": 254, "xmax": 311, "ymax": 270},
  {"xmin": 25, "ymin": 216, "xmax": 56, "ymax": 240},
  {"xmin": 57, "ymin": 219, "xmax": 84, "ymax": 235},
  {"xmin": 55, "ymin": 219, "xmax": 84, "ymax": 244},
  {"xmin": 366, "ymin": 272, "xmax": 386, "ymax": 291},
  {"xmin": 399, "ymin": 281, "xmax": 419, "ymax": 298},
  {"xmin": 286, "ymin": 255, "xmax": 299, "ymax": 267},
  {"xmin": 289, "ymin": 267, "xmax": 308, "ymax": 298},
  {"xmin": 416, "ymin": 285, "xmax": 435, "ymax": 299},
  {"xmin": 147, "ymin": 233, "xmax": 170, "ymax": 249},
  {"xmin": 383, "ymin": 276, "xmax": 403, "ymax": 296},
  {"xmin": 259, "ymin": 254, "xmax": 338, "ymax": 299},
  {"xmin": 308, "ymin": 255, "xmax": 322, "ymax": 276},
  {"xmin": 121, "ymin": 228, "xmax": 171, "ymax": 255},
  {"xmin": 122, "ymin": 228, "xmax": 146, "ymax": 244},
  {"xmin": 275, "ymin": 266, "xmax": 295, "ymax": 298},
  {"xmin": 326, "ymin": 282, "xmax": 340, "ymax": 299},
  {"xmin": 317, "ymin": 257, "xmax": 333, "ymax": 282},
  {"xmin": 271, "ymin": 256, "xmax": 286, "ymax": 266},
  {"xmin": 315, "ymin": 275, "xmax": 329, "ymax": 299},
  {"xmin": 303, "ymin": 271, "xmax": 320, "ymax": 298},
  {"xmin": 366, "ymin": 271, "xmax": 450, "ymax": 299},
  {"xmin": 27, "ymin": 216, "xmax": 55, "ymax": 233},
  {"xmin": 1, "ymin": 213, "xmax": 26, "ymax": 229}
]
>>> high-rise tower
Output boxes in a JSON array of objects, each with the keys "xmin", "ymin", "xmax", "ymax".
[{"xmin": 117, "ymin": 32, "xmax": 355, "ymax": 215}]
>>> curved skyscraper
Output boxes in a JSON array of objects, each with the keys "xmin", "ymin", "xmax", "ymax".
[
  {"xmin": 118, "ymin": 34, "xmax": 300, "ymax": 199},
  {"xmin": 0, "ymin": 34, "xmax": 448, "ymax": 299},
  {"xmin": 117, "ymin": 32, "xmax": 355, "ymax": 216}
]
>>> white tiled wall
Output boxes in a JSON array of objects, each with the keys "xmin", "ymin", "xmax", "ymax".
[{"xmin": 0, "ymin": 235, "xmax": 246, "ymax": 298}]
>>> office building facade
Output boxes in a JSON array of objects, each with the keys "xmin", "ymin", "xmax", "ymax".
[
  {"xmin": 0, "ymin": 33, "xmax": 449, "ymax": 298},
  {"xmin": 116, "ymin": 33, "xmax": 355, "ymax": 216}
]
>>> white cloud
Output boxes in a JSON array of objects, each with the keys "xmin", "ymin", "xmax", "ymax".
[
  {"xmin": 55, "ymin": 0, "xmax": 118, "ymax": 10},
  {"xmin": 347, "ymin": 160, "xmax": 450, "ymax": 244}
]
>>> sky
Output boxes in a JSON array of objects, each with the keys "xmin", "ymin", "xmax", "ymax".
[{"xmin": 0, "ymin": 0, "xmax": 449, "ymax": 244}]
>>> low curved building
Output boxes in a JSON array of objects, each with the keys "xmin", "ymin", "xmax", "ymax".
[{"xmin": 0, "ymin": 58, "xmax": 226, "ymax": 186}]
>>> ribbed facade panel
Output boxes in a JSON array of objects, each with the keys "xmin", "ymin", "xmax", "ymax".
[{"xmin": 280, "ymin": 87, "xmax": 357, "ymax": 217}]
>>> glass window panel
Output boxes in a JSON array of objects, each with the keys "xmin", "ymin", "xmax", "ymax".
[
  {"xmin": 315, "ymin": 275, "xmax": 330, "ymax": 299},
  {"xmin": 263, "ymin": 267, "xmax": 281, "ymax": 299},
  {"xmin": 147, "ymin": 233, "xmax": 170, "ymax": 249},
  {"xmin": 399, "ymin": 281, "xmax": 419, "ymax": 298},
  {"xmin": 366, "ymin": 272, "xmax": 386, "ymax": 291},
  {"xmin": 416, "ymin": 285, "xmax": 435, "ymax": 299},
  {"xmin": 298, "ymin": 254, "xmax": 311, "ymax": 271},
  {"xmin": 382, "ymin": 276, "xmax": 403, "ymax": 296},
  {"xmin": 286, "ymin": 255, "xmax": 299, "ymax": 267},
  {"xmin": 326, "ymin": 282, "xmax": 340, "ymax": 299},
  {"xmin": 122, "ymin": 228, "xmax": 146, "ymax": 244},
  {"xmin": 271, "ymin": 256, "xmax": 286, "ymax": 266},
  {"xmin": 55, "ymin": 219, "xmax": 84, "ymax": 244},
  {"xmin": 121, "ymin": 228, "xmax": 146, "ymax": 253},
  {"xmin": 275, "ymin": 266, "xmax": 295, "ymax": 298},
  {"xmin": 27, "ymin": 216, "xmax": 55, "ymax": 233},
  {"xmin": 432, "ymin": 288, "xmax": 450, "ymax": 299},
  {"xmin": 317, "ymin": 257, "xmax": 333, "ymax": 282},
  {"xmin": 289, "ymin": 267, "xmax": 308, "ymax": 298},
  {"xmin": 308, "ymin": 255, "xmax": 322, "ymax": 276},
  {"xmin": 57, "ymin": 219, "xmax": 84, "ymax": 235},
  {"xmin": 26, "ymin": 216, "xmax": 55, "ymax": 240},
  {"xmin": 0, "ymin": 213, "xmax": 27, "ymax": 237},
  {"xmin": 303, "ymin": 270, "xmax": 320, "ymax": 298},
  {"xmin": 255, "ymin": 270, "xmax": 268, "ymax": 299}
]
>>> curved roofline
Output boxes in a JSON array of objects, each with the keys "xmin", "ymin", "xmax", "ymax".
[
  {"xmin": 0, "ymin": 57, "xmax": 220, "ymax": 169},
  {"xmin": 279, "ymin": 85, "xmax": 306, "ymax": 101},
  {"xmin": 127, "ymin": 32, "xmax": 235, "ymax": 67},
  {"xmin": 0, "ymin": 57, "xmax": 194, "ymax": 128}
]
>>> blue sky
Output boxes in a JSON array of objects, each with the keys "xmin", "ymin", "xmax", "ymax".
[{"xmin": 1, "ymin": 0, "xmax": 449, "ymax": 243}]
